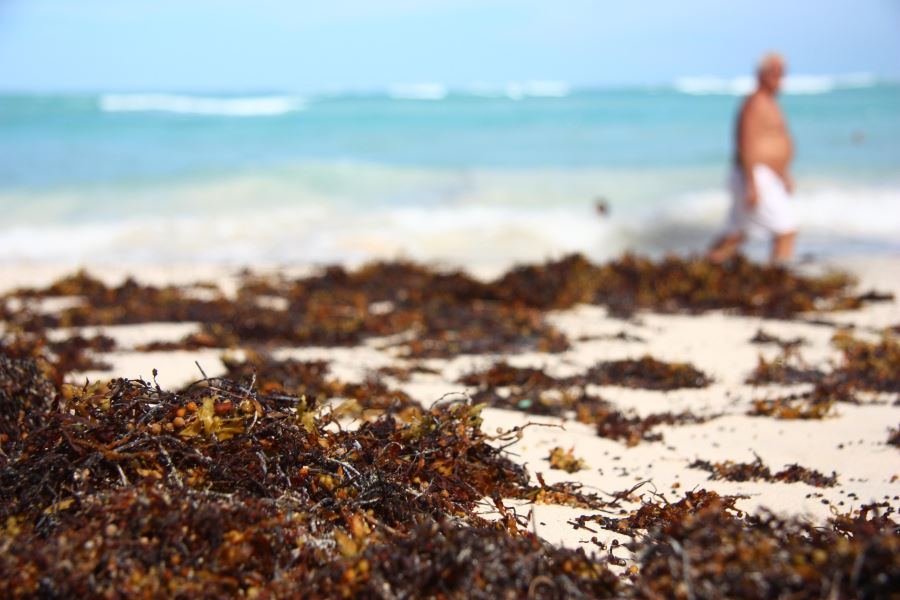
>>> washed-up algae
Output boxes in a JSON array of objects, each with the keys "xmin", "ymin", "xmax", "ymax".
[
  {"xmin": 459, "ymin": 360, "xmax": 712, "ymax": 445},
  {"xmin": 548, "ymin": 446, "xmax": 587, "ymax": 473},
  {"xmin": 0, "ymin": 341, "xmax": 623, "ymax": 598},
  {"xmin": 627, "ymin": 499, "xmax": 899, "ymax": 599},
  {"xmin": 747, "ymin": 331, "xmax": 900, "ymax": 421},
  {"xmin": 4, "ymin": 254, "xmax": 887, "ymax": 361},
  {"xmin": 1, "ymin": 338, "xmax": 898, "ymax": 596},
  {"xmin": 583, "ymin": 356, "xmax": 712, "ymax": 390},
  {"xmin": 689, "ymin": 455, "xmax": 838, "ymax": 487}
]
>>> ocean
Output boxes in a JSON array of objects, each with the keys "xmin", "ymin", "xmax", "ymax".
[{"xmin": 1, "ymin": 76, "xmax": 898, "ymax": 268}]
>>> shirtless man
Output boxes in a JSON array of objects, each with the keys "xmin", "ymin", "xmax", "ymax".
[{"xmin": 708, "ymin": 53, "xmax": 797, "ymax": 263}]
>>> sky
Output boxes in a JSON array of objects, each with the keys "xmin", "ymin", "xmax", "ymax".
[{"xmin": 0, "ymin": 0, "xmax": 898, "ymax": 92}]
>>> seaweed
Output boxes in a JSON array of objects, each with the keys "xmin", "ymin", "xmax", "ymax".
[
  {"xmin": 830, "ymin": 331, "xmax": 900, "ymax": 394},
  {"xmin": 689, "ymin": 455, "xmax": 838, "ymax": 487},
  {"xmin": 0, "ymin": 337, "xmax": 632, "ymax": 597},
  {"xmin": 5, "ymin": 254, "xmax": 883, "ymax": 362},
  {"xmin": 548, "ymin": 446, "xmax": 587, "ymax": 473},
  {"xmin": 583, "ymin": 356, "xmax": 712, "ymax": 390},
  {"xmin": 628, "ymin": 501, "xmax": 899, "ymax": 599},
  {"xmin": 745, "ymin": 348, "xmax": 824, "ymax": 385},
  {"xmin": 459, "ymin": 361, "xmax": 712, "ymax": 445},
  {"xmin": 749, "ymin": 328, "xmax": 806, "ymax": 349}
]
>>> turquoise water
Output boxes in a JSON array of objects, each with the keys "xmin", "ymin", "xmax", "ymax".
[{"xmin": 1, "ymin": 81, "xmax": 898, "ymax": 265}]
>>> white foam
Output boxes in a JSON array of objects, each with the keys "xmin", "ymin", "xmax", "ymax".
[
  {"xmin": 387, "ymin": 83, "xmax": 448, "ymax": 101},
  {"xmin": 673, "ymin": 73, "xmax": 877, "ymax": 96},
  {"xmin": 99, "ymin": 94, "xmax": 306, "ymax": 116},
  {"xmin": 2, "ymin": 167, "xmax": 897, "ymax": 268}
]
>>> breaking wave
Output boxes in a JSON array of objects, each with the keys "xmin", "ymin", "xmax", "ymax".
[
  {"xmin": 99, "ymin": 94, "xmax": 306, "ymax": 116},
  {"xmin": 674, "ymin": 73, "xmax": 877, "ymax": 96}
]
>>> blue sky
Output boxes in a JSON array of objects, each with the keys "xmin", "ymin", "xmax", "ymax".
[{"xmin": 1, "ymin": 0, "xmax": 898, "ymax": 92}]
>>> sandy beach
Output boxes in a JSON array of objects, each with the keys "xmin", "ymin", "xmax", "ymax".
[{"xmin": 3, "ymin": 254, "xmax": 897, "ymax": 563}]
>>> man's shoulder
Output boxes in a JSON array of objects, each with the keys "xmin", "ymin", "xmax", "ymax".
[{"xmin": 742, "ymin": 92, "xmax": 775, "ymax": 115}]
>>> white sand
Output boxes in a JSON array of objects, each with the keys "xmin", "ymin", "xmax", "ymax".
[{"xmin": 3, "ymin": 255, "xmax": 899, "ymax": 554}]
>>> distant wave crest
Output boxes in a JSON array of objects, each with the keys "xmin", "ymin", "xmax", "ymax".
[
  {"xmin": 674, "ymin": 73, "xmax": 876, "ymax": 96},
  {"xmin": 387, "ymin": 80, "xmax": 570, "ymax": 101},
  {"xmin": 99, "ymin": 94, "xmax": 306, "ymax": 116}
]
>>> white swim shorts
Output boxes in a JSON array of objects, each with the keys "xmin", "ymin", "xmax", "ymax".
[{"xmin": 725, "ymin": 164, "xmax": 797, "ymax": 237}]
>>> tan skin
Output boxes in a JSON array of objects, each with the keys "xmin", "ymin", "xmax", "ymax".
[{"xmin": 708, "ymin": 59, "xmax": 797, "ymax": 263}]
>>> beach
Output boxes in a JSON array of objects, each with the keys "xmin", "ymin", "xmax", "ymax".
[
  {"xmin": 2, "ymin": 252, "xmax": 898, "ymax": 570},
  {"xmin": 3, "ymin": 76, "xmax": 900, "ymax": 600}
]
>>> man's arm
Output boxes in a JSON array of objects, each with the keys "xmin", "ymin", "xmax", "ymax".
[{"xmin": 737, "ymin": 96, "xmax": 759, "ymax": 207}]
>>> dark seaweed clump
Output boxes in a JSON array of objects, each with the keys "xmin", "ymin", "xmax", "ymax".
[
  {"xmin": 689, "ymin": 455, "xmax": 838, "ymax": 487},
  {"xmin": 745, "ymin": 349, "xmax": 824, "ymax": 386},
  {"xmin": 458, "ymin": 361, "xmax": 711, "ymax": 446},
  {"xmin": 748, "ymin": 331, "xmax": 900, "ymax": 420},
  {"xmin": 4, "ymin": 254, "xmax": 884, "ymax": 363},
  {"xmin": 0, "ymin": 339, "xmax": 622, "ymax": 598},
  {"xmin": 584, "ymin": 356, "xmax": 712, "ymax": 390},
  {"xmin": 219, "ymin": 350, "xmax": 418, "ymax": 412},
  {"xmin": 750, "ymin": 328, "xmax": 806, "ymax": 349},
  {"xmin": 628, "ymin": 499, "xmax": 899, "ymax": 599},
  {"xmin": 571, "ymin": 491, "xmax": 899, "ymax": 598}
]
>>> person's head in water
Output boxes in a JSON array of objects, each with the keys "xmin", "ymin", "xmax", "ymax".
[{"xmin": 757, "ymin": 53, "xmax": 786, "ymax": 94}]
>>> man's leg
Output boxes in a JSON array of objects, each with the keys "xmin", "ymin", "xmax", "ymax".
[
  {"xmin": 771, "ymin": 231, "xmax": 796, "ymax": 264},
  {"xmin": 708, "ymin": 232, "xmax": 745, "ymax": 263}
]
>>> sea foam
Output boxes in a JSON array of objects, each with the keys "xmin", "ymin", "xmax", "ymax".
[
  {"xmin": 674, "ymin": 73, "xmax": 877, "ymax": 96},
  {"xmin": 99, "ymin": 94, "xmax": 306, "ymax": 116}
]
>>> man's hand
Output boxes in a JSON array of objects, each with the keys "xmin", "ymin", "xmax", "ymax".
[
  {"xmin": 745, "ymin": 183, "xmax": 758, "ymax": 209},
  {"xmin": 782, "ymin": 173, "xmax": 795, "ymax": 195}
]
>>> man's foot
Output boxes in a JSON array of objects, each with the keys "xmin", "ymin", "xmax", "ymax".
[
  {"xmin": 708, "ymin": 233, "xmax": 744, "ymax": 264},
  {"xmin": 771, "ymin": 231, "xmax": 797, "ymax": 264}
]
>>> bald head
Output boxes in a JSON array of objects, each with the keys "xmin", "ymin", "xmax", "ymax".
[{"xmin": 757, "ymin": 52, "xmax": 786, "ymax": 94}]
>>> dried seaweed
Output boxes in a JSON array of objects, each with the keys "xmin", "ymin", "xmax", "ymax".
[
  {"xmin": 219, "ymin": 351, "xmax": 417, "ymax": 411},
  {"xmin": 593, "ymin": 409, "xmax": 708, "ymax": 447},
  {"xmin": 0, "ymin": 339, "xmax": 631, "ymax": 597},
  {"xmin": 748, "ymin": 392, "xmax": 836, "ymax": 420},
  {"xmin": 628, "ymin": 501, "xmax": 899, "ymax": 599},
  {"xmin": 689, "ymin": 455, "xmax": 838, "ymax": 487},
  {"xmin": 745, "ymin": 348, "xmax": 824, "ymax": 385},
  {"xmin": 548, "ymin": 446, "xmax": 587, "ymax": 473},
  {"xmin": 459, "ymin": 361, "xmax": 711, "ymax": 445},
  {"xmin": 572, "ymin": 489, "xmax": 746, "ymax": 537},
  {"xmin": 749, "ymin": 328, "xmax": 805, "ymax": 349},
  {"xmin": 748, "ymin": 332, "xmax": 899, "ymax": 421},
  {"xmin": 5, "ymin": 254, "xmax": 882, "ymax": 363},
  {"xmin": 889, "ymin": 425, "xmax": 900, "ymax": 448},
  {"xmin": 584, "ymin": 356, "xmax": 712, "ymax": 390},
  {"xmin": 830, "ymin": 331, "xmax": 900, "ymax": 394}
]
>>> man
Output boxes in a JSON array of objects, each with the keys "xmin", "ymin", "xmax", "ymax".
[{"xmin": 709, "ymin": 53, "xmax": 797, "ymax": 263}]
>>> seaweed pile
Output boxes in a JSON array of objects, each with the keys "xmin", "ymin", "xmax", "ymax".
[
  {"xmin": 570, "ymin": 491, "xmax": 900, "ymax": 598},
  {"xmin": 745, "ymin": 349, "xmax": 824, "ymax": 386},
  {"xmin": 583, "ymin": 356, "xmax": 711, "ymax": 390},
  {"xmin": 219, "ymin": 351, "xmax": 418, "ymax": 412},
  {"xmin": 748, "ymin": 331, "xmax": 900, "ymax": 420},
  {"xmin": 689, "ymin": 455, "xmax": 838, "ymax": 487},
  {"xmin": 458, "ymin": 361, "xmax": 711, "ymax": 446},
  {"xmin": 3, "ymin": 254, "xmax": 885, "ymax": 363},
  {"xmin": 628, "ymin": 499, "xmax": 899, "ymax": 599},
  {"xmin": 0, "ymin": 341, "xmax": 621, "ymax": 598}
]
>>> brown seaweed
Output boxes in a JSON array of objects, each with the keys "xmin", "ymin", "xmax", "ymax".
[
  {"xmin": 584, "ymin": 356, "xmax": 712, "ymax": 390},
  {"xmin": 689, "ymin": 455, "xmax": 838, "ymax": 487},
  {"xmin": 548, "ymin": 446, "xmax": 587, "ymax": 473}
]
